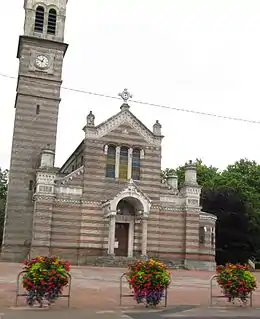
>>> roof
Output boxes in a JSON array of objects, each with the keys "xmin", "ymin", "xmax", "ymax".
[{"xmin": 84, "ymin": 106, "xmax": 163, "ymax": 146}]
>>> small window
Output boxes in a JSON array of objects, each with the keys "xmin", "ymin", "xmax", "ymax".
[
  {"xmin": 72, "ymin": 165, "xmax": 75, "ymax": 172},
  {"xmin": 132, "ymin": 148, "xmax": 141, "ymax": 180},
  {"xmin": 106, "ymin": 146, "xmax": 116, "ymax": 178},
  {"xmin": 29, "ymin": 180, "xmax": 34, "ymax": 191},
  {"xmin": 211, "ymin": 228, "xmax": 215, "ymax": 246},
  {"xmin": 47, "ymin": 9, "xmax": 57, "ymax": 35},
  {"xmin": 199, "ymin": 226, "xmax": 205, "ymax": 244},
  {"xmin": 119, "ymin": 147, "xmax": 128, "ymax": 180},
  {"xmin": 36, "ymin": 104, "xmax": 40, "ymax": 115},
  {"xmin": 81, "ymin": 156, "xmax": 84, "ymax": 166},
  {"xmin": 34, "ymin": 6, "xmax": 45, "ymax": 33}
]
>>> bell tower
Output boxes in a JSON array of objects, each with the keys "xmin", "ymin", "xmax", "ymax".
[{"xmin": 1, "ymin": 0, "xmax": 68, "ymax": 260}]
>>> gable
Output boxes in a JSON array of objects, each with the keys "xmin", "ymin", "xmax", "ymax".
[
  {"xmin": 85, "ymin": 110, "xmax": 162, "ymax": 146},
  {"xmin": 107, "ymin": 123, "xmax": 148, "ymax": 145}
]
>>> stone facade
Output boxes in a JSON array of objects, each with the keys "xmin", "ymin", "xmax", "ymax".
[{"xmin": 2, "ymin": 0, "xmax": 217, "ymax": 270}]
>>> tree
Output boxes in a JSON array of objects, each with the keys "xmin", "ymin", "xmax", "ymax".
[
  {"xmin": 201, "ymin": 188, "xmax": 253, "ymax": 264},
  {"xmin": 161, "ymin": 168, "xmax": 176, "ymax": 184},
  {"xmin": 175, "ymin": 158, "xmax": 219, "ymax": 188},
  {"xmin": 162, "ymin": 159, "xmax": 219, "ymax": 188},
  {"xmin": 0, "ymin": 168, "xmax": 8, "ymax": 244}
]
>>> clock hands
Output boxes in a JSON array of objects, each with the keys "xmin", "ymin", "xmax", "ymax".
[{"xmin": 35, "ymin": 55, "xmax": 49, "ymax": 69}]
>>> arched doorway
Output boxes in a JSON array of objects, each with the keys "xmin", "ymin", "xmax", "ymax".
[
  {"xmin": 114, "ymin": 197, "xmax": 141, "ymax": 257},
  {"xmin": 105, "ymin": 180, "xmax": 151, "ymax": 257}
]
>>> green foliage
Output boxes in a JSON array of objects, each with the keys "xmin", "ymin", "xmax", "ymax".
[
  {"xmin": 175, "ymin": 158, "xmax": 219, "ymax": 188},
  {"xmin": 0, "ymin": 168, "xmax": 8, "ymax": 200},
  {"xmin": 216, "ymin": 263, "xmax": 257, "ymax": 304},
  {"xmin": 161, "ymin": 168, "xmax": 176, "ymax": 184},
  {"xmin": 0, "ymin": 168, "xmax": 8, "ymax": 244},
  {"xmin": 218, "ymin": 159, "xmax": 260, "ymax": 212}
]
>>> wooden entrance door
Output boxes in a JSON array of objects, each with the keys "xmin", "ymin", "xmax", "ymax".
[{"xmin": 115, "ymin": 223, "xmax": 129, "ymax": 256}]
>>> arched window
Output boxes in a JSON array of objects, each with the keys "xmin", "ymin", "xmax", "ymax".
[
  {"xmin": 211, "ymin": 228, "xmax": 215, "ymax": 246},
  {"xmin": 106, "ymin": 145, "xmax": 116, "ymax": 178},
  {"xmin": 199, "ymin": 226, "xmax": 206, "ymax": 244},
  {"xmin": 132, "ymin": 148, "xmax": 141, "ymax": 180},
  {"xmin": 34, "ymin": 6, "xmax": 45, "ymax": 33},
  {"xmin": 119, "ymin": 147, "xmax": 128, "ymax": 180},
  {"xmin": 47, "ymin": 8, "xmax": 57, "ymax": 35}
]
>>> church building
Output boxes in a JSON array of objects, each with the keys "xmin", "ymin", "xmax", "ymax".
[{"xmin": 2, "ymin": 0, "xmax": 217, "ymax": 270}]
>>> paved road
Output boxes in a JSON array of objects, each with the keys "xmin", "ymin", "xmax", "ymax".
[{"xmin": 0, "ymin": 306, "xmax": 260, "ymax": 319}]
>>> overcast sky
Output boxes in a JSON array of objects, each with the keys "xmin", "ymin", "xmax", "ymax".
[{"xmin": 1, "ymin": 0, "xmax": 260, "ymax": 171}]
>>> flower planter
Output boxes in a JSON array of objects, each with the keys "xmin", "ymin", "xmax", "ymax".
[
  {"xmin": 126, "ymin": 259, "xmax": 171, "ymax": 307},
  {"xmin": 21, "ymin": 256, "xmax": 71, "ymax": 307},
  {"xmin": 216, "ymin": 263, "xmax": 257, "ymax": 305}
]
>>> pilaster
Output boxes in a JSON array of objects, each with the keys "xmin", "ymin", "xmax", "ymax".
[
  {"xmin": 141, "ymin": 214, "xmax": 148, "ymax": 257},
  {"xmin": 115, "ymin": 146, "xmax": 121, "ymax": 179},
  {"xmin": 107, "ymin": 211, "xmax": 116, "ymax": 255},
  {"xmin": 127, "ymin": 147, "xmax": 133, "ymax": 180}
]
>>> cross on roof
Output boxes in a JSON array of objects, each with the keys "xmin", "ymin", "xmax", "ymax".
[{"xmin": 118, "ymin": 88, "xmax": 132, "ymax": 103}]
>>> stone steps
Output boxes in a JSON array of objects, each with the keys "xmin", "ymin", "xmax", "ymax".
[{"xmin": 84, "ymin": 256, "xmax": 185, "ymax": 269}]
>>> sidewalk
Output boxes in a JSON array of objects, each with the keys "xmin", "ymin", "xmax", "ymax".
[{"xmin": 0, "ymin": 262, "xmax": 260, "ymax": 314}]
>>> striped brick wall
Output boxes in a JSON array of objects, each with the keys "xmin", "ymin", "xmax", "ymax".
[
  {"xmin": 79, "ymin": 203, "xmax": 106, "ymax": 251},
  {"xmin": 31, "ymin": 197, "xmax": 54, "ymax": 257},
  {"xmin": 184, "ymin": 210, "xmax": 200, "ymax": 261},
  {"xmin": 2, "ymin": 36, "xmax": 67, "ymax": 261},
  {"xmin": 32, "ymin": 199, "xmax": 107, "ymax": 264},
  {"xmin": 83, "ymin": 123, "xmax": 162, "ymax": 202}
]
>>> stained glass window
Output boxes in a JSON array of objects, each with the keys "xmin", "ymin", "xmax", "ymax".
[
  {"xmin": 106, "ymin": 145, "xmax": 116, "ymax": 178},
  {"xmin": 132, "ymin": 148, "xmax": 141, "ymax": 180},
  {"xmin": 119, "ymin": 147, "xmax": 128, "ymax": 180}
]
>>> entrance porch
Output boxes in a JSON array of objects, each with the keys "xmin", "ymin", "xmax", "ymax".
[{"xmin": 102, "ymin": 180, "xmax": 151, "ymax": 258}]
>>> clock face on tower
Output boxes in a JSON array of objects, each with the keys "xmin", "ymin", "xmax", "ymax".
[{"xmin": 35, "ymin": 55, "xmax": 50, "ymax": 70}]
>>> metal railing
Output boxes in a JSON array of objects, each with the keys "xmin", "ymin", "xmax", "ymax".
[
  {"xmin": 248, "ymin": 259, "xmax": 256, "ymax": 272},
  {"xmin": 209, "ymin": 274, "xmax": 252, "ymax": 307},
  {"xmin": 119, "ymin": 272, "xmax": 168, "ymax": 307},
  {"xmin": 15, "ymin": 270, "xmax": 72, "ymax": 307}
]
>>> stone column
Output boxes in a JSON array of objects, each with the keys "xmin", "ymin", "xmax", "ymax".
[
  {"xmin": 115, "ymin": 146, "xmax": 121, "ymax": 179},
  {"xmin": 141, "ymin": 214, "xmax": 148, "ymax": 257},
  {"xmin": 108, "ymin": 212, "xmax": 116, "ymax": 255},
  {"xmin": 127, "ymin": 148, "xmax": 133, "ymax": 180}
]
